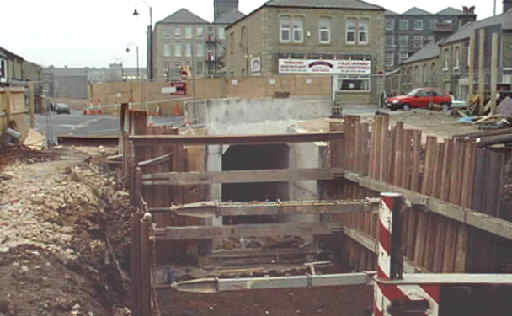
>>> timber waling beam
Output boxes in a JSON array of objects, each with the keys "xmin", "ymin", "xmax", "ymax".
[
  {"xmin": 130, "ymin": 132, "xmax": 343, "ymax": 145},
  {"xmin": 344, "ymin": 171, "xmax": 512, "ymax": 241}
]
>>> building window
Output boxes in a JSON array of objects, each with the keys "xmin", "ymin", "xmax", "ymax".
[
  {"xmin": 455, "ymin": 46, "xmax": 460, "ymax": 69},
  {"xmin": 185, "ymin": 27, "xmax": 192, "ymax": 39},
  {"xmin": 292, "ymin": 17, "xmax": 304, "ymax": 42},
  {"xmin": 218, "ymin": 27, "xmax": 225, "ymax": 40},
  {"xmin": 426, "ymin": 35, "xmax": 435, "ymax": 44},
  {"xmin": 413, "ymin": 36, "xmax": 424, "ymax": 48},
  {"xmin": 337, "ymin": 75, "xmax": 371, "ymax": 92},
  {"xmin": 280, "ymin": 15, "xmax": 291, "ymax": 42},
  {"xmin": 399, "ymin": 51, "xmax": 409, "ymax": 61},
  {"xmin": 174, "ymin": 27, "xmax": 181, "ymax": 38},
  {"xmin": 346, "ymin": 18, "xmax": 357, "ymax": 44},
  {"xmin": 319, "ymin": 17, "xmax": 331, "ymax": 44},
  {"xmin": 385, "ymin": 52, "xmax": 394, "ymax": 67},
  {"xmin": 196, "ymin": 27, "xmax": 203, "ymax": 37},
  {"xmin": 399, "ymin": 35, "xmax": 409, "ymax": 47},
  {"xmin": 174, "ymin": 43, "xmax": 182, "ymax": 57},
  {"xmin": 386, "ymin": 18, "xmax": 394, "ymax": 31},
  {"xmin": 196, "ymin": 62, "xmax": 203, "ymax": 75},
  {"xmin": 196, "ymin": 43, "xmax": 204, "ymax": 57},
  {"xmin": 185, "ymin": 43, "xmax": 192, "ymax": 57},
  {"xmin": 399, "ymin": 19, "xmax": 409, "ymax": 30},
  {"xmin": 280, "ymin": 15, "xmax": 304, "ymax": 43},
  {"xmin": 414, "ymin": 19, "xmax": 424, "ymax": 30},
  {"xmin": 359, "ymin": 19, "xmax": 369, "ymax": 44},
  {"xmin": 163, "ymin": 44, "xmax": 170, "ymax": 57}
]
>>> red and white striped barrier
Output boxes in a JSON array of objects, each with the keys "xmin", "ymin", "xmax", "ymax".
[{"xmin": 374, "ymin": 192, "xmax": 440, "ymax": 316}]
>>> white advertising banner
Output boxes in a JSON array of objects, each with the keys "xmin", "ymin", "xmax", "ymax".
[{"xmin": 278, "ymin": 58, "xmax": 371, "ymax": 75}]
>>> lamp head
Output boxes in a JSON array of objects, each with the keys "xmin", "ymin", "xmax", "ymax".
[
  {"xmin": 126, "ymin": 48, "xmax": 131, "ymax": 53},
  {"xmin": 133, "ymin": 9, "xmax": 140, "ymax": 16}
]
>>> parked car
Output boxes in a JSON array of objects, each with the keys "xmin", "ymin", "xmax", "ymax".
[
  {"xmin": 55, "ymin": 103, "xmax": 71, "ymax": 114},
  {"xmin": 386, "ymin": 88, "xmax": 452, "ymax": 110}
]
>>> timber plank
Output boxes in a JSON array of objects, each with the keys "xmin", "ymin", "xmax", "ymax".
[
  {"xmin": 442, "ymin": 220, "xmax": 458, "ymax": 272},
  {"xmin": 432, "ymin": 142, "xmax": 444, "ymax": 199},
  {"xmin": 454, "ymin": 224, "xmax": 469, "ymax": 272},
  {"xmin": 379, "ymin": 115, "xmax": 389, "ymax": 182},
  {"xmin": 411, "ymin": 130, "xmax": 422, "ymax": 192},
  {"xmin": 432, "ymin": 216, "xmax": 446, "ymax": 272}
]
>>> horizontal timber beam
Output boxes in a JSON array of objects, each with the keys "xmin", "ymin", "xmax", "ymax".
[
  {"xmin": 343, "ymin": 227, "xmax": 421, "ymax": 273},
  {"xmin": 344, "ymin": 171, "xmax": 512, "ymax": 241},
  {"xmin": 149, "ymin": 199, "xmax": 378, "ymax": 217},
  {"xmin": 143, "ymin": 168, "xmax": 344, "ymax": 186},
  {"xmin": 153, "ymin": 222, "xmax": 340, "ymax": 240},
  {"xmin": 130, "ymin": 132, "xmax": 343, "ymax": 146}
]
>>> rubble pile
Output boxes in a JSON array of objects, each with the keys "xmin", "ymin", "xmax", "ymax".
[{"xmin": 0, "ymin": 155, "xmax": 134, "ymax": 316}]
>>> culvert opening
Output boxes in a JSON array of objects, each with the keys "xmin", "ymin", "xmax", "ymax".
[{"xmin": 221, "ymin": 143, "xmax": 290, "ymax": 204}]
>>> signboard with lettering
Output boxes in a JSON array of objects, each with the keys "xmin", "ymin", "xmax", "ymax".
[{"xmin": 278, "ymin": 59, "xmax": 371, "ymax": 75}]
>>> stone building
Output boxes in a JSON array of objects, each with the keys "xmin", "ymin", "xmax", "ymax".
[
  {"xmin": 225, "ymin": 0, "xmax": 386, "ymax": 105},
  {"xmin": 0, "ymin": 47, "xmax": 41, "ymax": 86},
  {"xmin": 153, "ymin": 9, "xmax": 210, "ymax": 80},
  {"xmin": 394, "ymin": 4, "xmax": 512, "ymax": 101},
  {"xmin": 384, "ymin": 7, "xmax": 476, "ymax": 71},
  {"xmin": 438, "ymin": 8, "xmax": 512, "ymax": 101},
  {"xmin": 153, "ymin": 2, "xmax": 244, "ymax": 80},
  {"xmin": 398, "ymin": 42, "xmax": 441, "ymax": 94}
]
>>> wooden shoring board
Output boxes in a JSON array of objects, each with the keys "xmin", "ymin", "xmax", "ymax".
[
  {"xmin": 374, "ymin": 116, "xmax": 383, "ymax": 181},
  {"xmin": 440, "ymin": 139, "xmax": 453, "ymax": 202},
  {"xmin": 393, "ymin": 122, "xmax": 404, "ymax": 187},
  {"xmin": 368, "ymin": 119, "xmax": 376, "ymax": 179},
  {"xmin": 344, "ymin": 116, "xmax": 353, "ymax": 172},
  {"xmin": 360, "ymin": 123, "xmax": 370, "ymax": 176},
  {"xmin": 401, "ymin": 129, "xmax": 412, "ymax": 190},
  {"xmin": 454, "ymin": 223, "xmax": 469, "ymax": 272},
  {"xmin": 413, "ymin": 209, "xmax": 427, "ymax": 268},
  {"xmin": 449, "ymin": 140, "xmax": 464, "ymax": 206},
  {"xmin": 460, "ymin": 142, "xmax": 476, "ymax": 209},
  {"xmin": 379, "ymin": 115, "xmax": 389, "ymax": 182},
  {"xmin": 354, "ymin": 117, "xmax": 361, "ymax": 174},
  {"xmin": 400, "ymin": 209, "xmax": 409, "ymax": 265},
  {"xmin": 424, "ymin": 212, "xmax": 438, "ymax": 271},
  {"xmin": 432, "ymin": 214, "xmax": 447, "ymax": 272},
  {"xmin": 472, "ymin": 148, "xmax": 487, "ymax": 212},
  {"xmin": 410, "ymin": 130, "xmax": 422, "ymax": 193},
  {"xmin": 406, "ymin": 207, "xmax": 418, "ymax": 261},
  {"xmin": 329, "ymin": 122, "xmax": 344, "ymax": 169},
  {"xmin": 486, "ymin": 150, "xmax": 505, "ymax": 218},
  {"xmin": 442, "ymin": 219, "xmax": 458, "ymax": 272},
  {"xmin": 420, "ymin": 136, "xmax": 436, "ymax": 196},
  {"xmin": 431, "ymin": 142, "xmax": 444, "ymax": 199}
]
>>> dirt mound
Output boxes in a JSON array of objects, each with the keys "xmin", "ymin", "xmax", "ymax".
[{"xmin": 0, "ymin": 153, "xmax": 134, "ymax": 315}]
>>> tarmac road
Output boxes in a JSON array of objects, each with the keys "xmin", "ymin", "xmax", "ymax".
[{"xmin": 35, "ymin": 110, "xmax": 184, "ymax": 137}]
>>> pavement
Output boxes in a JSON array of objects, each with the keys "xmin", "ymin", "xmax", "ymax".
[{"xmin": 35, "ymin": 110, "xmax": 184, "ymax": 137}]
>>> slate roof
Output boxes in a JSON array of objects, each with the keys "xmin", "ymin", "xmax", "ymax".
[
  {"xmin": 403, "ymin": 42, "xmax": 440, "ymax": 64},
  {"xmin": 442, "ymin": 10, "xmax": 512, "ymax": 44},
  {"xmin": 263, "ymin": 0, "xmax": 384, "ymax": 10},
  {"xmin": 214, "ymin": 9, "xmax": 245, "ymax": 24},
  {"xmin": 157, "ymin": 8, "xmax": 209, "ymax": 25},
  {"xmin": 385, "ymin": 9, "xmax": 399, "ymax": 15},
  {"xmin": 403, "ymin": 7, "xmax": 431, "ymax": 15},
  {"xmin": 436, "ymin": 7, "xmax": 463, "ymax": 15}
]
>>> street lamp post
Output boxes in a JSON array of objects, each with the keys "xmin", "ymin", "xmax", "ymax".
[
  {"xmin": 133, "ymin": 0, "xmax": 153, "ymax": 80},
  {"xmin": 127, "ymin": 44, "xmax": 144, "ymax": 110}
]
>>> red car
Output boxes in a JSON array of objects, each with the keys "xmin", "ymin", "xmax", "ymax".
[{"xmin": 386, "ymin": 88, "xmax": 452, "ymax": 110}]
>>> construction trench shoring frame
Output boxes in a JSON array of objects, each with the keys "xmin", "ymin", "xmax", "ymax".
[{"xmin": 171, "ymin": 193, "xmax": 512, "ymax": 316}]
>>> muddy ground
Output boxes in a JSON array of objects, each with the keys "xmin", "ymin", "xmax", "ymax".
[
  {"xmin": 0, "ymin": 146, "xmax": 133, "ymax": 316},
  {"xmin": 158, "ymin": 285, "xmax": 373, "ymax": 316}
]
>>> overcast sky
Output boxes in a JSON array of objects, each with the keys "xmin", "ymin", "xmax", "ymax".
[{"xmin": 0, "ymin": 0, "xmax": 501, "ymax": 68}]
